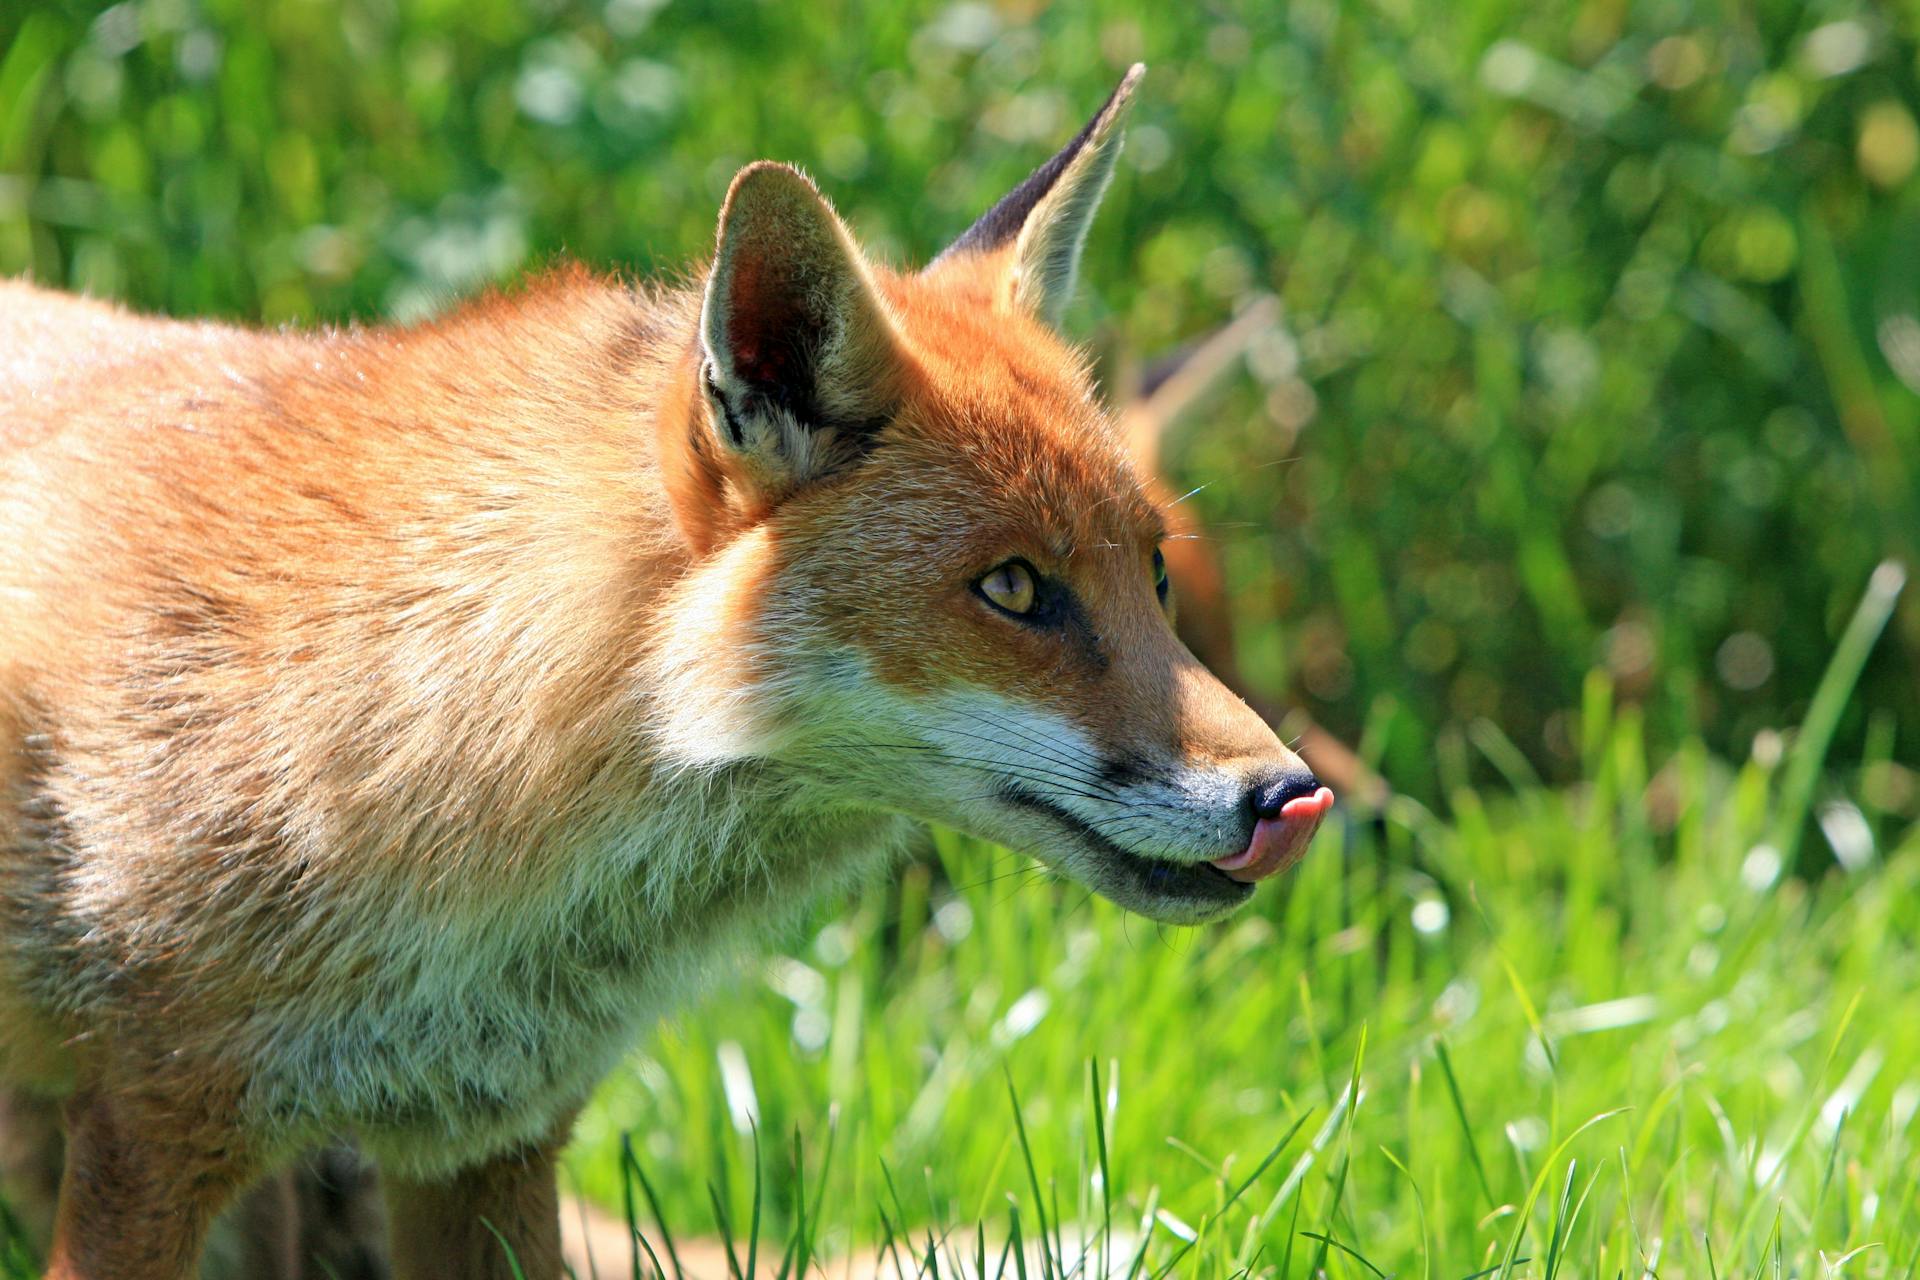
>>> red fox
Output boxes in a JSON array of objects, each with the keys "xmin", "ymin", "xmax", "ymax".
[{"xmin": 0, "ymin": 66, "xmax": 1332, "ymax": 1279}]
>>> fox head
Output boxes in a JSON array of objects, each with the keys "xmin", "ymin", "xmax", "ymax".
[{"xmin": 648, "ymin": 66, "xmax": 1331, "ymax": 924}]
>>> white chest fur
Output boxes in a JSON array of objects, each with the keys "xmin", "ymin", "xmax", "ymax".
[{"xmin": 230, "ymin": 793, "xmax": 912, "ymax": 1176}]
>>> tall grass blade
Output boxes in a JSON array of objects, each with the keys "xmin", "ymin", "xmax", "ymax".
[
  {"xmin": 1772, "ymin": 561, "xmax": 1906, "ymax": 864},
  {"xmin": 709, "ymin": 1179, "xmax": 744, "ymax": 1280},
  {"xmin": 624, "ymin": 1134, "xmax": 685, "ymax": 1280},
  {"xmin": 1380, "ymin": 1145, "xmax": 1433, "ymax": 1280},
  {"xmin": 479, "ymin": 1218, "xmax": 530, "ymax": 1280},
  {"xmin": 1005, "ymin": 1070, "xmax": 1059, "ymax": 1280},
  {"xmin": 1298, "ymin": 1232, "xmax": 1390, "ymax": 1279},
  {"xmin": 1749, "ymin": 1206, "xmax": 1783, "ymax": 1280},
  {"xmin": 1543, "ymin": 1161, "xmax": 1578, "ymax": 1280},
  {"xmin": 1090, "ymin": 1060, "xmax": 1114, "ymax": 1280},
  {"xmin": 1280, "ymin": 1193, "xmax": 1302, "ymax": 1280},
  {"xmin": 1495, "ymin": 1110, "xmax": 1629, "ymax": 1280},
  {"xmin": 1436, "ymin": 1038, "xmax": 1498, "ymax": 1210},
  {"xmin": 747, "ymin": 1122, "xmax": 763, "ymax": 1280},
  {"xmin": 778, "ymin": 1130, "xmax": 805, "ymax": 1280}
]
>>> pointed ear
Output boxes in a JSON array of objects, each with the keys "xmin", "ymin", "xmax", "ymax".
[
  {"xmin": 698, "ymin": 162, "xmax": 903, "ymax": 501},
  {"xmin": 934, "ymin": 64, "xmax": 1144, "ymax": 327}
]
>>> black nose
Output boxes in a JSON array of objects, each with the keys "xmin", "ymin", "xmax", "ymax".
[{"xmin": 1250, "ymin": 770, "xmax": 1321, "ymax": 821}]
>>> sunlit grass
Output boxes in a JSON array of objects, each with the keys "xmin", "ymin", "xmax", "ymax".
[
  {"xmin": 551, "ymin": 572, "xmax": 1920, "ymax": 1279},
  {"xmin": 563, "ymin": 778, "xmax": 1919, "ymax": 1277}
]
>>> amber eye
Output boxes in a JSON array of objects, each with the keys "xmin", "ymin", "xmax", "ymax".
[
  {"xmin": 976, "ymin": 561, "xmax": 1037, "ymax": 615},
  {"xmin": 1153, "ymin": 547, "xmax": 1170, "ymax": 603}
]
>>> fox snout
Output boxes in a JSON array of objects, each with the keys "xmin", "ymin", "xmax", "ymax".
[
  {"xmin": 1077, "ymin": 662, "xmax": 1335, "ymax": 921},
  {"xmin": 827, "ymin": 625, "xmax": 1336, "ymax": 927},
  {"xmin": 1191, "ymin": 667, "xmax": 1338, "ymax": 882}
]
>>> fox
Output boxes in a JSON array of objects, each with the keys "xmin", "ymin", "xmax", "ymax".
[{"xmin": 0, "ymin": 65, "xmax": 1333, "ymax": 1280}]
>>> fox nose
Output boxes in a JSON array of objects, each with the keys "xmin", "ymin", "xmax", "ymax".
[
  {"xmin": 1249, "ymin": 769, "xmax": 1323, "ymax": 821},
  {"xmin": 1211, "ymin": 768, "xmax": 1337, "ymax": 883}
]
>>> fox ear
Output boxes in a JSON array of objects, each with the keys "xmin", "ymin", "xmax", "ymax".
[
  {"xmin": 934, "ymin": 64, "xmax": 1144, "ymax": 328},
  {"xmin": 698, "ymin": 162, "xmax": 903, "ymax": 501}
]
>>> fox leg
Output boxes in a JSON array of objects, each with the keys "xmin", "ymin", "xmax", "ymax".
[
  {"xmin": 283, "ymin": 1143, "xmax": 391, "ymax": 1279},
  {"xmin": 198, "ymin": 1145, "xmax": 391, "ymax": 1280},
  {"xmin": 382, "ymin": 1111, "xmax": 575, "ymax": 1280},
  {"xmin": 212, "ymin": 1169, "xmax": 303, "ymax": 1278},
  {"xmin": 44, "ymin": 1086, "xmax": 257, "ymax": 1280}
]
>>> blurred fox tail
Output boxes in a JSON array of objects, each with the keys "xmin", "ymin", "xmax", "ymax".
[{"xmin": 1118, "ymin": 295, "xmax": 1279, "ymax": 475}]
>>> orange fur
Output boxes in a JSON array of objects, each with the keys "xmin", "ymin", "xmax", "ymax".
[{"xmin": 1, "ymin": 67, "xmax": 1323, "ymax": 1279}]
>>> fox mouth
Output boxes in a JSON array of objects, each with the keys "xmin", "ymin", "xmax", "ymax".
[{"xmin": 998, "ymin": 784, "xmax": 1254, "ymax": 920}]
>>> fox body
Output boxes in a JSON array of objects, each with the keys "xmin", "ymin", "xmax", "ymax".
[{"xmin": 0, "ymin": 68, "xmax": 1326, "ymax": 1278}]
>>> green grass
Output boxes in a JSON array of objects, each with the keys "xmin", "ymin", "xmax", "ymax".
[{"xmin": 548, "ymin": 570, "xmax": 1920, "ymax": 1278}]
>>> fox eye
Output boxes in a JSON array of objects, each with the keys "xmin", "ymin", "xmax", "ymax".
[
  {"xmin": 1153, "ymin": 547, "xmax": 1170, "ymax": 603},
  {"xmin": 976, "ymin": 561, "xmax": 1038, "ymax": 616}
]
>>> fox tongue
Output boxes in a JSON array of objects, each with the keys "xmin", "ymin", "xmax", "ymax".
[{"xmin": 1210, "ymin": 786, "xmax": 1335, "ymax": 883}]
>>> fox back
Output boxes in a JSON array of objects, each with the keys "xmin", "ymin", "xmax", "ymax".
[{"xmin": 0, "ymin": 67, "xmax": 1328, "ymax": 1280}]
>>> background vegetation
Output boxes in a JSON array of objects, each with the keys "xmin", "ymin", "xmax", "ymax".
[{"xmin": 3, "ymin": 0, "xmax": 1919, "ymax": 1276}]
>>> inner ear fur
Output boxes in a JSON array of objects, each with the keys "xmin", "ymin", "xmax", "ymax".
[{"xmin": 697, "ymin": 161, "xmax": 904, "ymax": 501}]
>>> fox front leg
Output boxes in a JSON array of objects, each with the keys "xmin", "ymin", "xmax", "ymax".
[
  {"xmin": 381, "ymin": 1108, "xmax": 577, "ymax": 1280},
  {"xmin": 45, "ymin": 1086, "xmax": 259, "ymax": 1280}
]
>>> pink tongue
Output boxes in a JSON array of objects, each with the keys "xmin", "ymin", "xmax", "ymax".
[{"xmin": 1210, "ymin": 786, "xmax": 1335, "ymax": 883}]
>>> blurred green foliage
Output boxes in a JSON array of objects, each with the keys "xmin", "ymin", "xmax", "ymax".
[{"xmin": 3, "ymin": 0, "xmax": 1916, "ymax": 794}]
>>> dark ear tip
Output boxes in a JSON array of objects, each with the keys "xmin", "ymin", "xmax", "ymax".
[
  {"xmin": 1077, "ymin": 64, "xmax": 1146, "ymax": 146},
  {"xmin": 932, "ymin": 63, "xmax": 1148, "ymax": 268},
  {"xmin": 1098, "ymin": 63, "xmax": 1147, "ymax": 125}
]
